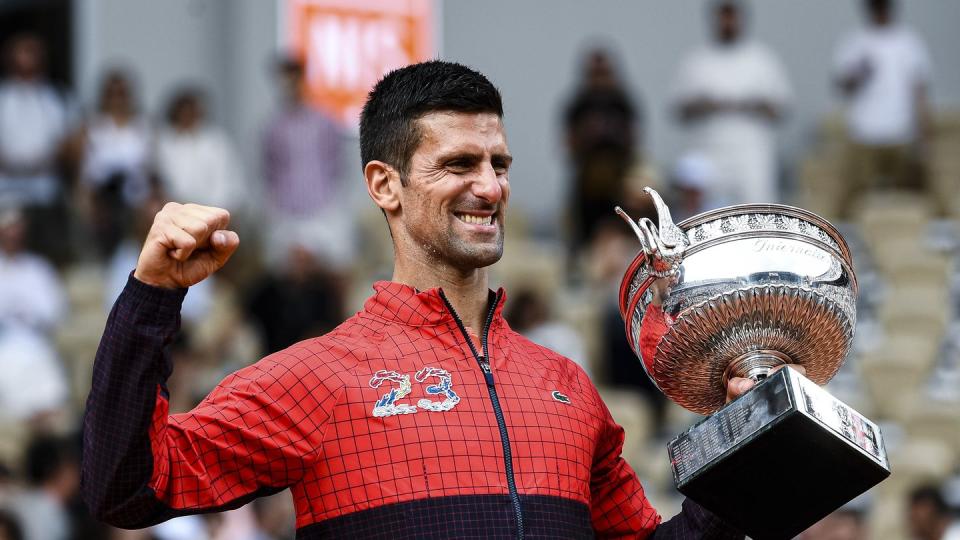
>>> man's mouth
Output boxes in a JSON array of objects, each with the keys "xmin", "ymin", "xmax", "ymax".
[{"xmin": 455, "ymin": 212, "xmax": 495, "ymax": 226}]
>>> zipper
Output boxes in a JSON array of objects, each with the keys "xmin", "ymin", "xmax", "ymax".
[{"xmin": 439, "ymin": 289, "xmax": 524, "ymax": 539}]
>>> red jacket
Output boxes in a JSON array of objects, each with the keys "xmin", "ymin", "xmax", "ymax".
[{"xmin": 82, "ymin": 277, "xmax": 740, "ymax": 539}]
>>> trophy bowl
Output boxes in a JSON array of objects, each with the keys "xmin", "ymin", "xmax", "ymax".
[
  {"xmin": 617, "ymin": 187, "xmax": 857, "ymax": 415},
  {"xmin": 616, "ymin": 188, "xmax": 888, "ymax": 539}
]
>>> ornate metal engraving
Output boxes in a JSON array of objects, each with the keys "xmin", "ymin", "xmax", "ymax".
[{"xmin": 619, "ymin": 189, "xmax": 858, "ymax": 415}]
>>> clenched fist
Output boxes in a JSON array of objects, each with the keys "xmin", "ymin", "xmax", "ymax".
[{"xmin": 133, "ymin": 202, "xmax": 240, "ymax": 289}]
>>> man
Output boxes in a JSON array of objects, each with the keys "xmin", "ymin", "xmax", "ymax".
[
  {"xmin": 907, "ymin": 485, "xmax": 960, "ymax": 540},
  {"xmin": 563, "ymin": 47, "xmax": 639, "ymax": 255},
  {"xmin": 82, "ymin": 61, "xmax": 756, "ymax": 538},
  {"xmin": 0, "ymin": 206, "xmax": 69, "ymax": 421},
  {"xmin": 7, "ymin": 434, "xmax": 80, "ymax": 540},
  {"xmin": 0, "ymin": 34, "xmax": 74, "ymax": 264},
  {"xmin": 673, "ymin": 0, "xmax": 792, "ymax": 207},
  {"xmin": 155, "ymin": 88, "xmax": 246, "ymax": 215},
  {"xmin": 0, "ymin": 34, "xmax": 69, "ymax": 209},
  {"xmin": 833, "ymin": 0, "xmax": 933, "ymax": 216},
  {"xmin": 262, "ymin": 56, "xmax": 351, "ymax": 269}
]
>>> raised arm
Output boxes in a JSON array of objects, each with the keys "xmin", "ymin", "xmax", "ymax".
[{"xmin": 80, "ymin": 203, "xmax": 333, "ymax": 528}]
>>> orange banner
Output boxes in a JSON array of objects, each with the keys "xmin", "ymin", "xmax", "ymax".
[{"xmin": 286, "ymin": 0, "xmax": 436, "ymax": 128}]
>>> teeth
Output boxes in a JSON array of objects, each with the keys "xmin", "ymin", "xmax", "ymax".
[{"xmin": 457, "ymin": 213, "xmax": 493, "ymax": 226}]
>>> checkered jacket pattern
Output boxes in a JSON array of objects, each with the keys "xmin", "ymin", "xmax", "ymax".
[{"xmin": 82, "ymin": 276, "xmax": 742, "ymax": 539}]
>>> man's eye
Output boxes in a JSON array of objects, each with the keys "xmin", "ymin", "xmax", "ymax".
[{"xmin": 447, "ymin": 160, "xmax": 471, "ymax": 170}]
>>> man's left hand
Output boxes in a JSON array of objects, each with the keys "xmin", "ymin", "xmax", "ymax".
[{"xmin": 725, "ymin": 364, "xmax": 806, "ymax": 403}]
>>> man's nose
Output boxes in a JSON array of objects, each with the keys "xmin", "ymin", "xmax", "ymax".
[{"xmin": 471, "ymin": 163, "xmax": 503, "ymax": 203}]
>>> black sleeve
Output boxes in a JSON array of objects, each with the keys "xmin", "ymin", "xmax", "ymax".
[
  {"xmin": 82, "ymin": 274, "xmax": 309, "ymax": 529},
  {"xmin": 651, "ymin": 498, "xmax": 744, "ymax": 540},
  {"xmin": 80, "ymin": 273, "xmax": 186, "ymax": 527}
]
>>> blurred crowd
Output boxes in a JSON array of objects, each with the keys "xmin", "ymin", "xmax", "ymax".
[{"xmin": 0, "ymin": 0, "xmax": 958, "ymax": 538}]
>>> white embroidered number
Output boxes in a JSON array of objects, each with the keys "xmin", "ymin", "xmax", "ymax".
[
  {"xmin": 369, "ymin": 370, "xmax": 418, "ymax": 417},
  {"xmin": 414, "ymin": 367, "xmax": 461, "ymax": 412},
  {"xmin": 368, "ymin": 366, "xmax": 462, "ymax": 416}
]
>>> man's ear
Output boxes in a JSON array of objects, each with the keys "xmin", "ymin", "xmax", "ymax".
[{"xmin": 364, "ymin": 160, "xmax": 401, "ymax": 213}]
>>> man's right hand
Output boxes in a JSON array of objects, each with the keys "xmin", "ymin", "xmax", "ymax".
[{"xmin": 133, "ymin": 202, "xmax": 240, "ymax": 289}]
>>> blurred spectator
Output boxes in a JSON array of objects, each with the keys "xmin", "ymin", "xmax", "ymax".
[
  {"xmin": 155, "ymin": 88, "xmax": 246, "ymax": 213},
  {"xmin": 908, "ymin": 484, "xmax": 960, "ymax": 540},
  {"xmin": 563, "ymin": 47, "xmax": 639, "ymax": 255},
  {"xmin": 0, "ymin": 34, "xmax": 70, "ymax": 208},
  {"xmin": 833, "ymin": 0, "xmax": 933, "ymax": 215},
  {"xmin": 506, "ymin": 288, "xmax": 589, "ymax": 377},
  {"xmin": 584, "ymin": 220, "xmax": 668, "ymax": 431},
  {"xmin": 245, "ymin": 244, "xmax": 343, "ymax": 354},
  {"xmin": 798, "ymin": 509, "xmax": 867, "ymax": 540},
  {"xmin": 0, "ymin": 325, "xmax": 68, "ymax": 422},
  {"xmin": 263, "ymin": 55, "xmax": 353, "ymax": 269},
  {"xmin": 0, "ymin": 510, "xmax": 23, "ymax": 540},
  {"xmin": 80, "ymin": 69, "xmax": 153, "ymax": 258},
  {"xmin": 0, "ymin": 34, "xmax": 75, "ymax": 264},
  {"xmin": 0, "ymin": 205, "xmax": 68, "ymax": 422},
  {"xmin": 673, "ymin": 0, "xmax": 792, "ymax": 206},
  {"xmin": 7, "ymin": 435, "xmax": 79, "ymax": 540},
  {"xmin": 0, "ymin": 206, "xmax": 66, "ymax": 332}
]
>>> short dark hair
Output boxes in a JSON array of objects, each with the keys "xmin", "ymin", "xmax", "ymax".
[
  {"xmin": 712, "ymin": 0, "xmax": 744, "ymax": 17},
  {"xmin": 866, "ymin": 0, "xmax": 893, "ymax": 16},
  {"xmin": 910, "ymin": 485, "xmax": 950, "ymax": 515},
  {"xmin": 359, "ymin": 60, "xmax": 503, "ymax": 183},
  {"xmin": 165, "ymin": 86, "xmax": 206, "ymax": 126}
]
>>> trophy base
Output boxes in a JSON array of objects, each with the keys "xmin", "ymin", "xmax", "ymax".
[{"xmin": 668, "ymin": 368, "xmax": 890, "ymax": 540}]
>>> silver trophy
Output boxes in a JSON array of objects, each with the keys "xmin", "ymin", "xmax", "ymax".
[{"xmin": 617, "ymin": 188, "xmax": 890, "ymax": 540}]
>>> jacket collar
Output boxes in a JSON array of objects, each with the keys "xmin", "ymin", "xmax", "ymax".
[{"xmin": 363, "ymin": 280, "xmax": 508, "ymax": 329}]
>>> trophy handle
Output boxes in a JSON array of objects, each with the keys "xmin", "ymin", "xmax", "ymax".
[{"xmin": 615, "ymin": 187, "xmax": 687, "ymax": 277}]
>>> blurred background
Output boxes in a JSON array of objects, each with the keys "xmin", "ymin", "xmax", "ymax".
[{"xmin": 0, "ymin": 0, "xmax": 958, "ymax": 538}]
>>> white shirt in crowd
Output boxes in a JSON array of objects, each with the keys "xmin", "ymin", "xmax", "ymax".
[
  {"xmin": 8, "ymin": 487, "xmax": 70, "ymax": 540},
  {"xmin": 0, "ymin": 250, "xmax": 68, "ymax": 420},
  {"xmin": 0, "ymin": 81, "xmax": 69, "ymax": 206},
  {"xmin": 673, "ymin": 40, "xmax": 793, "ymax": 206},
  {"xmin": 0, "ymin": 324, "xmax": 68, "ymax": 422},
  {"xmin": 833, "ymin": 23, "xmax": 932, "ymax": 146},
  {"xmin": 0, "ymin": 250, "xmax": 66, "ymax": 332},
  {"xmin": 155, "ymin": 126, "xmax": 246, "ymax": 213},
  {"xmin": 82, "ymin": 115, "xmax": 153, "ymax": 204},
  {"xmin": 946, "ymin": 521, "xmax": 960, "ymax": 540}
]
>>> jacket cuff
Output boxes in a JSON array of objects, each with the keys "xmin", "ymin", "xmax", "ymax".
[{"xmin": 122, "ymin": 271, "xmax": 188, "ymax": 319}]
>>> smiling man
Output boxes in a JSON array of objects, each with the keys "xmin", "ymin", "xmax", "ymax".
[{"xmin": 82, "ymin": 61, "xmax": 745, "ymax": 538}]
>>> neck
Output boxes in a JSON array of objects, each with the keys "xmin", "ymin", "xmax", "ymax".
[
  {"xmin": 930, "ymin": 519, "xmax": 949, "ymax": 540},
  {"xmin": 392, "ymin": 249, "xmax": 492, "ymax": 332}
]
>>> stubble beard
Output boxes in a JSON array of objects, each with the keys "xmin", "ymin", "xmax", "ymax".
[{"xmin": 422, "ymin": 221, "xmax": 505, "ymax": 272}]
